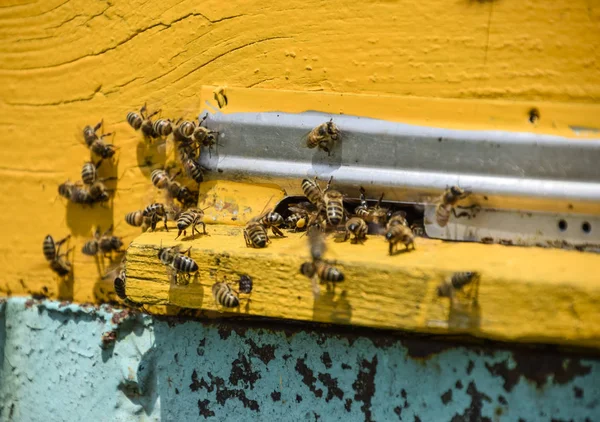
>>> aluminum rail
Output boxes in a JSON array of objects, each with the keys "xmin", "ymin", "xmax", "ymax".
[{"xmin": 199, "ymin": 110, "xmax": 600, "ymax": 246}]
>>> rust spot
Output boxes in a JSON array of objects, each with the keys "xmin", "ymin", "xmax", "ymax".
[
  {"xmin": 245, "ymin": 338, "xmax": 276, "ymax": 365},
  {"xmin": 402, "ymin": 338, "xmax": 456, "ymax": 360},
  {"xmin": 197, "ymin": 399, "xmax": 214, "ymax": 418},
  {"xmin": 175, "ymin": 388, "xmax": 179, "ymax": 395},
  {"xmin": 345, "ymin": 399, "xmax": 352, "ymax": 412},
  {"xmin": 101, "ymin": 330, "xmax": 117, "ymax": 348},
  {"xmin": 498, "ymin": 395, "xmax": 508, "ymax": 405},
  {"xmin": 229, "ymin": 352, "xmax": 261, "ymax": 389},
  {"xmin": 574, "ymin": 386, "xmax": 583, "ymax": 398},
  {"xmin": 196, "ymin": 339, "xmax": 206, "ymax": 356},
  {"xmin": 341, "ymin": 363, "xmax": 352, "ymax": 370},
  {"xmin": 191, "ymin": 370, "xmax": 260, "ymax": 412},
  {"xmin": 441, "ymin": 389, "xmax": 453, "ymax": 405},
  {"xmin": 485, "ymin": 353, "xmax": 592, "ymax": 392},
  {"xmin": 295, "ymin": 357, "xmax": 323, "ymax": 398},
  {"xmin": 318, "ymin": 372, "xmax": 344, "ymax": 402},
  {"xmin": 394, "ymin": 406, "xmax": 403, "ymax": 418},
  {"xmin": 218, "ymin": 325, "xmax": 232, "ymax": 340},
  {"xmin": 111, "ymin": 309, "xmax": 131, "ymax": 325},
  {"xmin": 455, "ymin": 380, "xmax": 463, "ymax": 389},
  {"xmin": 352, "ymin": 355, "xmax": 378, "ymax": 422},
  {"xmin": 271, "ymin": 391, "xmax": 281, "ymax": 401},
  {"xmin": 321, "ymin": 352, "xmax": 332, "ymax": 369},
  {"xmin": 296, "ymin": 394, "xmax": 302, "ymax": 403},
  {"xmin": 466, "ymin": 360, "xmax": 475, "ymax": 375},
  {"xmin": 24, "ymin": 299, "xmax": 35, "ymax": 308},
  {"xmin": 450, "ymin": 382, "xmax": 492, "ymax": 422}
]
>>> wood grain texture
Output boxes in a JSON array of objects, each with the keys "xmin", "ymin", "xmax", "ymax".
[
  {"xmin": 0, "ymin": 0, "xmax": 598, "ymax": 306},
  {"xmin": 126, "ymin": 227, "xmax": 600, "ymax": 349}
]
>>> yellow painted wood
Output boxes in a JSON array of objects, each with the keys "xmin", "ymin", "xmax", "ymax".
[
  {"xmin": 126, "ymin": 227, "xmax": 600, "ymax": 349},
  {"xmin": 0, "ymin": 0, "xmax": 598, "ymax": 311}
]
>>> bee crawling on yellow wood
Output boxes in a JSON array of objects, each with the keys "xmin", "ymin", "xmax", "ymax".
[
  {"xmin": 175, "ymin": 207, "xmax": 208, "ymax": 240},
  {"xmin": 212, "ymin": 282, "xmax": 240, "ymax": 308},
  {"xmin": 343, "ymin": 217, "xmax": 368, "ymax": 243},
  {"xmin": 157, "ymin": 244, "xmax": 199, "ymax": 285},
  {"xmin": 127, "ymin": 103, "xmax": 161, "ymax": 140},
  {"xmin": 42, "ymin": 234, "xmax": 73, "ymax": 277},
  {"xmin": 437, "ymin": 272, "xmax": 481, "ymax": 301},
  {"xmin": 306, "ymin": 119, "xmax": 341, "ymax": 156},
  {"xmin": 385, "ymin": 223, "xmax": 415, "ymax": 256}
]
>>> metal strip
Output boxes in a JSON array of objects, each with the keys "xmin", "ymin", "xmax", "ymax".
[{"xmin": 199, "ymin": 110, "xmax": 600, "ymax": 245}]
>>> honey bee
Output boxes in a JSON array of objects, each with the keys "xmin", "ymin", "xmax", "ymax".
[
  {"xmin": 301, "ymin": 176, "xmax": 331, "ymax": 208},
  {"xmin": 306, "ymin": 119, "xmax": 341, "ymax": 155},
  {"xmin": 127, "ymin": 103, "xmax": 160, "ymax": 139},
  {"xmin": 58, "ymin": 180, "xmax": 109, "ymax": 205},
  {"xmin": 152, "ymin": 118, "xmax": 173, "ymax": 137},
  {"xmin": 43, "ymin": 234, "xmax": 72, "ymax": 276},
  {"xmin": 173, "ymin": 119, "xmax": 196, "ymax": 143},
  {"xmin": 435, "ymin": 186, "xmax": 471, "ymax": 228},
  {"xmin": 88, "ymin": 179, "xmax": 114, "ymax": 203},
  {"xmin": 244, "ymin": 220, "xmax": 269, "ymax": 248},
  {"xmin": 83, "ymin": 120, "xmax": 114, "ymax": 146},
  {"xmin": 437, "ymin": 272, "xmax": 481, "ymax": 302},
  {"xmin": 344, "ymin": 217, "xmax": 368, "ymax": 243},
  {"xmin": 81, "ymin": 160, "xmax": 102, "ymax": 185},
  {"xmin": 175, "ymin": 208, "xmax": 208, "ymax": 239},
  {"xmin": 238, "ymin": 275, "xmax": 253, "ymax": 294},
  {"xmin": 193, "ymin": 114, "xmax": 219, "ymax": 157},
  {"xmin": 385, "ymin": 224, "xmax": 415, "ymax": 255},
  {"xmin": 157, "ymin": 244, "xmax": 199, "ymax": 284},
  {"xmin": 386, "ymin": 211, "xmax": 408, "ymax": 229},
  {"xmin": 150, "ymin": 169, "xmax": 171, "ymax": 189},
  {"xmin": 355, "ymin": 188, "xmax": 389, "ymax": 226},
  {"xmin": 286, "ymin": 212, "xmax": 308, "ymax": 232},
  {"xmin": 212, "ymin": 282, "xmax": 240, "ymax": 308},
  {"xmin": 81, "ymin": 226, "xmax": 123, "ymax": 257},
  {"xmin": 259, "ymin": 211, "xmax": 285, "ymax": 237},
  {"xmin": 308, "ymin": 225, "xmax": 326, "ymax": 261},
  {"xmin": 124, "ymin": 210, "xmax": 159, "ymax": 232},
  {"xmin": 182, "ymin": 157, "xmax": 205, "ymax": 184},
  {"xmin": 323, "ymin": 189, "xmax": 345, "ymax": 227},
  {"xmin": 89, "ymin": 136, "xmax": 118, "ymax": 160},
  {"xmin": 142, "ymin": 203, "xmax": 169, "ymax": 231},
  {"xmin": 112, "ymin": 269, "xmax": 145, "ymax": 309}
]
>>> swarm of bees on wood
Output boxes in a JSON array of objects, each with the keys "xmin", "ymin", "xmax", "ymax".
[{"xmin": 47, "ymin": 113, "xmax": 482, "ymax": 312}]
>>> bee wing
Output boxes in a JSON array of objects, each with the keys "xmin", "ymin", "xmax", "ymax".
[
  {"xmin": 301, "ymin": 128, "xmax": 315, "ymax": 148},
  {"xmin": 288, "ymin": 201, "xmax": 317, "ymax": 213}
]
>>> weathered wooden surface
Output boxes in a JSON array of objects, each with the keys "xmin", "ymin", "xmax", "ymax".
[
  {"xmin": 125, "ymin": 227, "xmax": 600, "ymax": 349},
  {"xmin": 0, "ymin": 0, "xmax": 598, "ymax": 307}
]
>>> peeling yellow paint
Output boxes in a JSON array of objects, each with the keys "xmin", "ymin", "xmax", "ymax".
[
  {"xmin": 126, "ymin": 227, "xmax": 600, "ymax": 349},
  {"xmin": 0, "ymin": 0, "xmax": 598, "ymax": 324}
]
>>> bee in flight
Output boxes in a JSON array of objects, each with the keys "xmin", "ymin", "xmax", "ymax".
[
  {"xmin": 81, "ymin": 226, "xmax": 123, "ymax": 258},
  {"xmin": 437, "ymin": 272, "xmax": 481, "ymax": 310},
  {"xmin": 306, "ymin": 119, "xmax": 341, "ymax": 156},
  {"xmin": 434, "ymin": 185, "xmax": 471, "ymax": 228},
  {"xmin": 299, "ymin": 226, "xmax": 344, "ymax": 297},
  {"xmin": 157, "ymin": 244, "xmax": 199, "ymax": 284},
  {"xmin": 42, "ymin": 234, "xmax": 73, "ymax": 276},
  {"xmin": 127, "ymin": 103, "xmax": 161, "ymax": 140}
]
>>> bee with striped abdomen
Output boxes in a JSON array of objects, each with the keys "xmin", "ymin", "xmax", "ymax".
[
  {"xmin": 142, "ymin": 203, "xmax": 169, "ymax": 232},
  {"xmin": 182, "ymin": 156, "xmax": 205, "ymax": 184},
  {"xmin": 193, "ymin": 114, "xmax": 219, "ymax": 157},
  {"xmin": 82, "ymin": 226, "xmax": 123, "ymax": 257},
  {"xmin": 113, "ymin": 269, "xmax": 145, "ymax": 309},
  {"xmin": 127, "ymin": 103, "xmax": 160, "ymax": 140},
  {"xmin": 175, "ymin": 208, "xmax": 208, "ymax": 240},
  {"xmin": 81, "ymin": 160, "xmax": 102, "ymax": 185},
  {"xmin": 385, "ymin": 224, "xmax": 415, "ymax": 255},
  {"xmin": 244, "ymin": 220, "xmax": 269, "ymax": 248},
  {"xmin": 434, "ymin": 186, "xmax": 470, "ymax": 228},
  {"xmin": 259, "ymin": 211, "xmax": 285, "ymax": 237},
  {"xmin": 83, "ymin": 121, "xmax": 113, "ymax": 147},
  {"xmin": 152, "ymin": 118, "xmax": 173, "ymax": 138},
  {"xmin": 212, "ymin": 282, "xmax": 240, "ymax": 308},
  {"xmin": 125, "ymin": 210, "xmax": 144, "ymax": 227},
  {"xmin": 88, "ymin": 179, "xmax": 114, "ymax": 204},
  {"xmin": 308, "ymin": 226, "xmax": 326, "ymax": 261},
  {"xmin": 323, "ymin": 189, "xmax": 345, "ymax": 227},
  {"xmin": 301, "ymin": 176, "xmax": 331, "ymax": 209},
  {"xmin": 173, "ymin": 119, "xmax": 196, "ymax": 143},
  {"xmin": 150, "ymin": 169, "xmax": 171, "ymax": 189},
  {"xmin": 43, "ymin": 234, "xmax": 72, "ymax": 276},
  {"xmin": 158, "ymin": 244, "xmax": 199, "ymax": 284},
  {"xmin": 343, "ymin": 217, "xmax": 368, "ymax": 243},
  {"xmin": 306, "ymin": 119, "xmax": 341, "ymax": 156},
  {"xmin": 355, "ymin": 188, "xmax": 389, "ymax": 227}
]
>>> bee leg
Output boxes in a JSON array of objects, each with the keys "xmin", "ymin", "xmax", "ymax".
[
  {"xmin": 271, "ymin": 226, "xmax": 285, "ymax": 237},
  {"xmin": 94, "ymin": 120, "xmax": 103, "ymax": 132},
  {"xmin": 174, "ymin": 230, "xmax": 183, "ymax": 240},
  {"xmin": 163, "ymin": 215, "xmax": 169, "ymax": 232},
  {"xmin": 199, "ymin": 222, "xmax": 208, "ymax": 235},
  {"xmin": 388, "ymin": 241, "xmax": 394, "ymax": 256}
]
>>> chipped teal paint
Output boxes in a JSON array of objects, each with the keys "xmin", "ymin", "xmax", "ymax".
[{"xmin": 0, "ymin": 298, "xmax": 599, "ymax": 422}]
